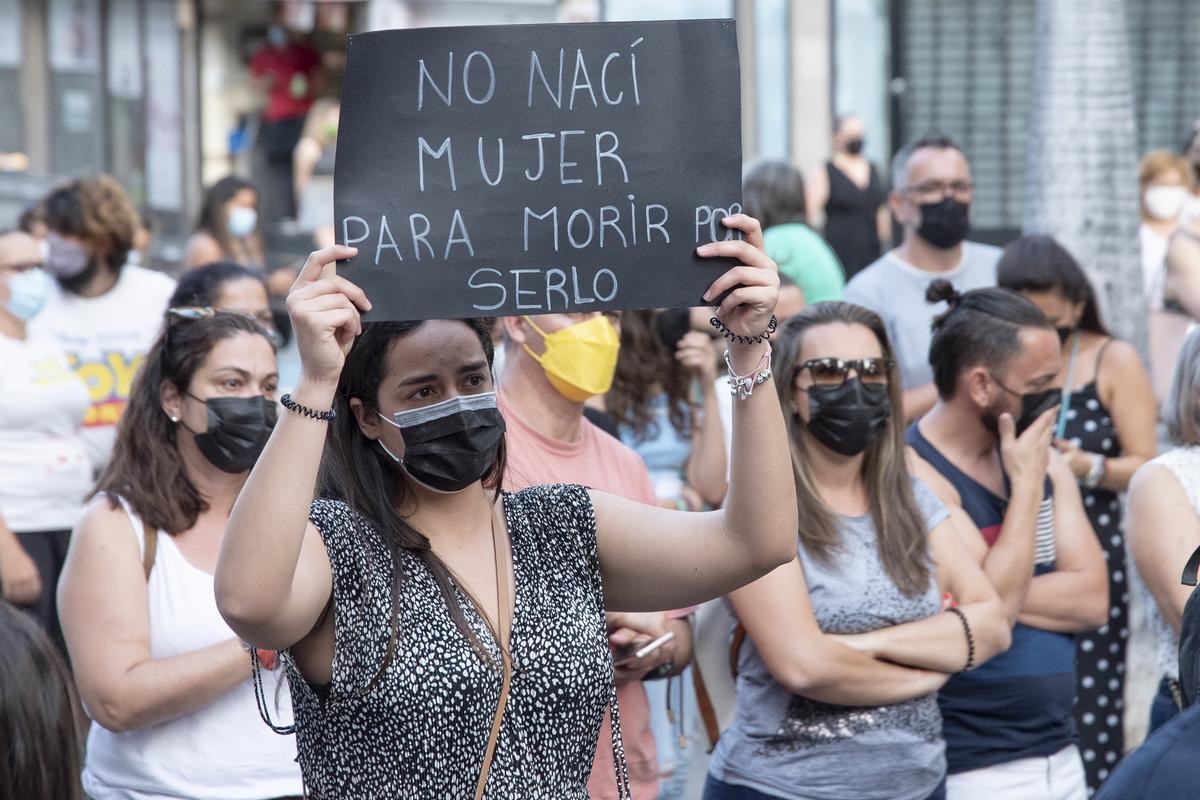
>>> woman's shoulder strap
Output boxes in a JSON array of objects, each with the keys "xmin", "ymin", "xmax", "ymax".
[{"xmin": 1094, "ymin": 335, "xmax": 1115, "ymax": 375}]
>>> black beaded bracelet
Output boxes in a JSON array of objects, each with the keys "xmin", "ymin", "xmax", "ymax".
[
  {"xmin": 709, "ymin": 314, "xmax": 778, "ymax": 345},
  {"xmin": 947, "ymin": 606, "xmax": 976, "ymax": 672},
  {"xmin": 280, "ymin": 393, "xmax": 337, "ymax": 422}
]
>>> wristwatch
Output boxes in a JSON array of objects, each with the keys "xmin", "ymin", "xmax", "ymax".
[
  {"xmin": 1082, "ymin": 453, "xmax": 1106, "ymax": 489},
  {"xmin": 642, "ymin": 661, "xmax": 675, "ymax": 681}
]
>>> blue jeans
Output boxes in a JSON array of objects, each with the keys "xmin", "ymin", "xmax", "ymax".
[{"xmin": 702, "ymin": 775, "xmax": 947, "ymax": 800}]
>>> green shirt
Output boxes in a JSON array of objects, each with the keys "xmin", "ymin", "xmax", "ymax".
[{"xmin": 762, "ymin": 222, "xmax": 846, "ymax": 304}]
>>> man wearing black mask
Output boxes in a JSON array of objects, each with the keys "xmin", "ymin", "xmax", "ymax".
[
  {"xmin": 844, "ymin": 133, "xmax": 1000, "ymax": 422},
  {"xmin": 908, "ymin": 282, "xmax": 1107, "ymax": 800}
]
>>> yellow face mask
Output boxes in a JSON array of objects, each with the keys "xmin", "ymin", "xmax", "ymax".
[{"xmin": 522, "ymin": 315, "xmax": 621, "ymax": 403}]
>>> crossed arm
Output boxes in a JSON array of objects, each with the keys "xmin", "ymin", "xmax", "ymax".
[{"xmin": 829, "ymin": 516, "xmax": 1011, "ymax": 674}]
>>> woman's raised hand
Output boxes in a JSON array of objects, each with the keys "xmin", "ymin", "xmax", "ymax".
[
  {"xmin": 286, "ymin": 245, "xmax": 372, "ymax": 386},
  {"xmin": 697, "ymin": 214, "xmax": 780, "ymax": 343}
]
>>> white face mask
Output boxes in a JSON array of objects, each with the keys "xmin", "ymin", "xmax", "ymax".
[
  {"xmin": 1144, "ymin": 185, "xmax": 1188, "ymax": 221},
  {"xmin": 227, "ymin": 206, "xmax": 258, "ymax": 238}
]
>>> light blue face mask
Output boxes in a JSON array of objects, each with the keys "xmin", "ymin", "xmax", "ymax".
[
  {"xmin": 227, "ymin": 206, "xmax": 258, "ymax": 239},
  {"xmin": 5, "ymin": 268, "xmax": 50, "ymax": 321}
]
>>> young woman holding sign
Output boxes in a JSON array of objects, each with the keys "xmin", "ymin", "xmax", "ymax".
[{"xmin": 214, "ymin": 214, "xmax": 797, "ymax": 799}]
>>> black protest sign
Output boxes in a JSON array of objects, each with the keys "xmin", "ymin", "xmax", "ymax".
[{"xmin": 335, "ymin": 19, "xmax": 742, "ymax": 321}]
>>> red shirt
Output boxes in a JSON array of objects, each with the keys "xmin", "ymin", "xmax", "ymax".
[{"xmin": 250, "ymin": 43, "xmax": 321, "ymax": 122}]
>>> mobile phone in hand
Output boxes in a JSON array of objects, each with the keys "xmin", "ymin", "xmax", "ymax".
[{"xmin": 613, "ymin": 630, "xmax": 675, "ymax": 667}]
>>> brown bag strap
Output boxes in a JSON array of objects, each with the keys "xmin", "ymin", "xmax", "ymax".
[
  {"xmin": 692, "ymin": 658, "xmax": 722, "ymax": 751},
  {"xmin": 474, "ymin": 510, "xmax": 513, "ymax": 800},
  {"xmin": 729, "ymin": 622, "xmax": 746, "ymax": 680},
  {"xmin": 693, "ymin": 620, "xmax": 749, "ymax": 750},
  {"xmin": 141, "ymin": 520, "xmax": 157, "ymax": 580}
]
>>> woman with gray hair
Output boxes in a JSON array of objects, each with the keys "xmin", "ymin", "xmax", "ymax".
[{"xmin": 1128, "ymin": 326, "xmax": 1200, "ymax": 733}]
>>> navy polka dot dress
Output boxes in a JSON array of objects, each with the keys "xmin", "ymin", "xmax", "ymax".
[
  {"xmin": 1062, "ymin": 381, "xmax": 1126, "ymax": 794},
  {"xmin": 280, "ymin": 484, "xmax": 629, "ymax": 798}
]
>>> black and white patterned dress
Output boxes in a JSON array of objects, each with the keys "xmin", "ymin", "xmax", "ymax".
[
  {"xmin": 1062, "ymin": 372, "xmax": 1127, "ymax": 794},
  {"xmin": 280, "ymin": 483, "xmax": 625, "ymax": 798}
]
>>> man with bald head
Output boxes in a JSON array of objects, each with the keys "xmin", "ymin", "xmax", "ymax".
[{"xmin": 843, "ymin": 133, "xmax": 1001, "ymax": 421}]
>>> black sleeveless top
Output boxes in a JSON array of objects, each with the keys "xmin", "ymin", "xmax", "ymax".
[
  {"xmin": 281, "ymin": 484, "xmax": 627, "ymax": 798},
  {"xmin": 823, "ymin": 160, "xmax": 887, "ymax": 278}
]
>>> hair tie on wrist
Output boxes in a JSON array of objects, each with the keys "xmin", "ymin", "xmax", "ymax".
[
  {"xmin": 280, "ymin": 393, "xmax": 336, "ymax": 422},
  {"xmin": 947, "ymin": 606, "xmax": 976, "ymax": 672},
  {"xmin": 709, "ymin": 314, "xmax": 778, "ymax": 346}
]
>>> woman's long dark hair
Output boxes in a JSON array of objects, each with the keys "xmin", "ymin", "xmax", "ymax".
[
  {"xmin": 91, "ymin": 312, "xmax": 273, "ymax": 534},
  {"xmin": 607, "ymin": 309, "xmax": 693, "ymax": 441},
  {"xmin": 773, "ymin": 302, "xmax": 931, "ymax": 596},
  {"xmin": 170, "ymin": 261, "xmax": 267, "ymax": 307},
  {"xmin": 171, "ymin": 261, "xmax": 292, "ymax": 349},
  {"xmin": 995, "ymin": 234, "xmax": 1109, "ymax": 335},
  {"xmin": 195, "ymin": 176, "xmax": 262, "ymax": 262},
  {"xmin": 319, "ymin": 319, "xmax": 506, "ymax": 682},
  {"xmin": 0, "ymin": 601, "xmax": 82, "ymax": 800}
]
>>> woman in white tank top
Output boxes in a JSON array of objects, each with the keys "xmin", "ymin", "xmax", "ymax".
[
  {"xmin": 57, "ymin": 308, "xmax": 302, "ymax": 799},
  {"xmin": 1129, "ymin": 327, "xmax": 1200, "ymax": 733}
]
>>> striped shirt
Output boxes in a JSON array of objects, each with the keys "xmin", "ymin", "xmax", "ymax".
[{"xmin": 908, "ymin": 423, "xmax": 1077, "ymax": 774}]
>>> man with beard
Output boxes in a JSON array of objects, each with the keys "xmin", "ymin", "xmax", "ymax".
[
  {"xmin": 907, "ymin": 281, "xmax": 1108, "ymax": 800},
  {"xmin": 843, "ymin": 134, "xmax": 1000, "ymax": 421},
  {"xmin": 31, "ymin": 176, "xmax": 176, "ymax": 468}
]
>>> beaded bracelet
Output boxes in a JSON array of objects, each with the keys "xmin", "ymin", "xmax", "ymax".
[
  {"xmin": 280, "ymin": 393, "xmax": 337, "ymax": 422},
  {"xmin": 947, "ymin": 606, "xmax": 976, "ymax": 672},
  {"xmin": 725, "ymin": 343, "xmax": 773, "ymax": 400},
  {"xmin": 709, "ymin": 314, "xmax": 778, "ymax": 345}
]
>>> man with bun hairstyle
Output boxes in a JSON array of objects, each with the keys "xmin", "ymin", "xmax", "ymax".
[{"xmin": 908, "ymin": 281, "xmax": 1108, "ymax": 800}]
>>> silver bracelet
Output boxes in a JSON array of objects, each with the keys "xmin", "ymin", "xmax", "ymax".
[
  {"xmin": 724, "ymin": 344, "xmax": 773, "ymax": 400},
  {"xmin": 1082, "ymin": 453, "xmax": 1106, "ymax": 489}
]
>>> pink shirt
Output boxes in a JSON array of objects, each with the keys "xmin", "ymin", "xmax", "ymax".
[{"xmin": 498, "ymin": 391, "xmax": 661, "ymax": 800}]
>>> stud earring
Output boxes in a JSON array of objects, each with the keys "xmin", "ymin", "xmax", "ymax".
[{"xmin": 169, "ymin": 415, "xmax": 179, "ymax": 423}]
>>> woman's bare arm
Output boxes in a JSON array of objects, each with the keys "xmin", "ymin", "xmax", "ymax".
[
  {"xmin": 730, "ymin": 558, "xmax": 950, "ymax": 705},
  {"xmin": 59, "ymin": 500, "xmax": 251, "ymax": 732},
  {"xmin": 1093, "ymin": 339, "xmax": 1157, "ymax": 491},
  {"xmin": 1017, "ymin": 453, "xmax": 1109, "ymax": 632},
  {"xmin": 595, "ymin": 215, "xmax": 794, "ymax": 611},
  {"xmin": 215, "ymin": 246, "xmax": 367, "ymax": 653},
  {"xmin": 684, "ymin": 375, "xmax": 728, "ymax": 508},
  {"xmin": 832, "ymin": 516, "xmax": 1011, "ymax": 672},
  {"xmin": 1128, "ymin": 463, "xmax": 1200, "ymax": 634}
]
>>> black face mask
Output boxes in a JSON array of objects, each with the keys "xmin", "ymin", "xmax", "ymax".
[
  {"xmin": 1015, "ymin": 388, "xmax": 1062, "ymax": 436},
  {"xmin": 56, "ymin": 259, "xmax": 105, "ymax": 296},
  {"xmin": 844, "ymin": 137, "xmax": 865, "ymax": 155},
  {"xmin": 982, "ymin": 384, "xmax": 1061, "ymax": 438},
  {"xmin": 803, "ymin": 378, "xmax": 892, "ymax": 457},
  {"xmin": 916, "ymin": 197, "xmax": 971, "ymax": 249},
  {"xmin": 184, "ymin": 394, "xmax": 277, "ymax": 473},
  {"xmin": 378, "ymin": 392, "xmax": 505, "ymax": 493}
]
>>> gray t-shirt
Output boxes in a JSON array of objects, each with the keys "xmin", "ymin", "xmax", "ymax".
[
  {"xmin": 708, "ymin": 479, "xmax": 950, "ymax": 800},
  {"xmin": 842, "ymin": 242, "xmax": 1001, "ymax": 390}
]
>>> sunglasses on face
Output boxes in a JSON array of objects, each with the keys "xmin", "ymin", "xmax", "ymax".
[{"xmin": 795, "ymin": 357, "xmax": 894, "ymax": 387}]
